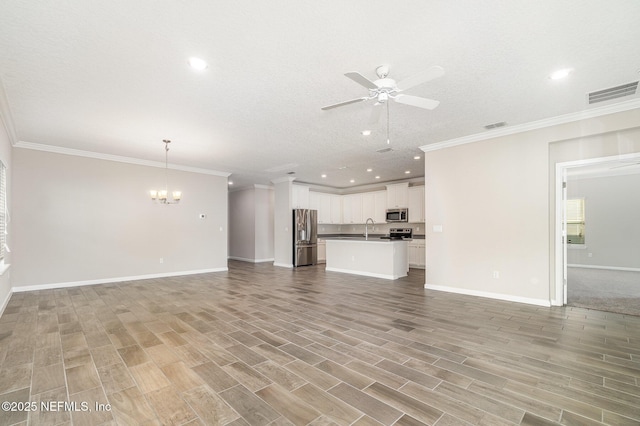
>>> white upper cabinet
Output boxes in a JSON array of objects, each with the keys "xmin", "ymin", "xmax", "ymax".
[
  {"xmin": 342, "ymin": 193, "xmax": 363, "ymax": 224},
  {"xmin": 311, "ymin": 191, "xmax": 333, "ymax": 224},
  {"xmin": 373, "ymin": 191, "xmax": 387, "ymax": 223},
  {"xmin": 330, "ymin": 194, "xmax": 342, "ymax": 224},
  {"xmin": 304, "ymin": 184, "xmax": 420, "ymax": 225},
  {"xmin": 363, "ymin": 190, "xmax": 386, "ymax": 224},
  {"xmin": 386, "ymin": 183, "xmax": 409, "ymax": 208},
  {"xmin": 408, "ymin": 185, "xmax": 425, "ymax": 223},
  {"xmin": 309, "ymin": 190, "xmax": 320, "ymax": 211},
  {"xmin": 362, "ymin": 192, "xmax": 375, "ymax": 222},
  {"xmin": 292, "ymin": 185, "xmax": 309, "ymax": 209}
]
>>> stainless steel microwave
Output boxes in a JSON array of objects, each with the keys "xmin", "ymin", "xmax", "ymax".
[{"xmin": 386, "ymin": 208, "xmax": 408, "ymax": 223}]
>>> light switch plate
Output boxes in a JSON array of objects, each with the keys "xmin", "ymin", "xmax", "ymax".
[{"xmin": 433, "ymin": 225, "xmax": 443, "ymax": 233}]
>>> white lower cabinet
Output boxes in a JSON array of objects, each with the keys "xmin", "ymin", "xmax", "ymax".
[
  {"xmin": 317, "ymin": 239, "xmax": 326, "ymax": 263},
  {"xmin": 408, "ymin": 239, "xmax": 425, "ymax": 268}
]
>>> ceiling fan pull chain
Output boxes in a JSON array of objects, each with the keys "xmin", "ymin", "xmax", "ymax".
[{"xmin": 386, "ymin": 101, "xmax": 391, "ymax": 145}]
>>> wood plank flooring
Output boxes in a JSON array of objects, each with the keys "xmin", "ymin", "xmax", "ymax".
[{"xmin": 1, "ymin": 261, "xmax": 639, "ymax": 425}]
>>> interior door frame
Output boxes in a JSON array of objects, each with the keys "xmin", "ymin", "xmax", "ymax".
[{"xmin": 554, "ymin": 152, "xmax": 640, "ymax": 305}]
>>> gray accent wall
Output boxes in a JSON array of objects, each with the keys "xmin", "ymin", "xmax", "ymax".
[
  {"xmin": 567, "ymin": 173, "xmax": 640, "ymax": 269},
  {"xmin": 12, "ymin": 148, "xmax": 229, "ymax": 288}
]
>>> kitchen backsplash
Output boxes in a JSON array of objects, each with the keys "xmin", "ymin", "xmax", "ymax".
[{"xmin": 317, "ymin": 222, "xmax": 425, "ymax": 236}]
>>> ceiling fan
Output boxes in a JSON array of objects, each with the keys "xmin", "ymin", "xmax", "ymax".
[{"xmin": 321, "ymin": 64, "xmax": 444, "ymax": 111}]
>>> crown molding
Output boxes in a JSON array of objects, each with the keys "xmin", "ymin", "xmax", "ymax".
[
  {"xmin": 253, "ymin": 184, "xmax": 273, "ymax": 190},
  {"xmin": 228, "ymin": 183, "xmax": 274, "ymax": 193},
  {"xmin": 271, "ymin": 176, "xmax": 296, "ymax": 184},
  {"xmin": 0, "ymin": 78, "xmax": 18, "ymax": 145},
  {"xmin": 14, "ymin": 140, "xmax": 231, "ymax": 177},
  {"xmin": 420, "ymin": 98, "xmax": 640, "ymax": 153},
  {"xmin": 298, "ymin": 176, "xmax": 424, "ymax": 195}
]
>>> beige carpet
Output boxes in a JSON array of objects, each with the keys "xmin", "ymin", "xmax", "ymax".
[{"xmin": 567, "ymin": 267, "xmax": 640, "ymax": 316}]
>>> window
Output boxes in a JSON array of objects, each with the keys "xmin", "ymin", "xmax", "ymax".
[{"xmin": 566, "ymin": 198, "xmax": 585, "ymax": 245}]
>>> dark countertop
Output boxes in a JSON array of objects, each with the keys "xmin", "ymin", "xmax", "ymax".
[{"xmin": 318, "ymin": 234, "xmax": 424, "ymax": 240}]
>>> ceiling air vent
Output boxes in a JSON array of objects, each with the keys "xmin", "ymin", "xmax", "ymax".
[
  {"xmin": 588, "ymin": 81, "xmax": 638, "ymax": 104},
  {"xmin": 484, "ymin": 121, "xmax": 507, "ymax": 130},
  {"xmin": 376, "ymin": 147, "xmax": 393, "ymax": 153}
]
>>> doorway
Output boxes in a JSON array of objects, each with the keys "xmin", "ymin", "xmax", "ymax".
[{"xmin": 555, "ymin": 153, "xmax": 640, "ymax": 315}]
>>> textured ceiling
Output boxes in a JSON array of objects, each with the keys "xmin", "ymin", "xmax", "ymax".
[{"xmin": 1, "ymin": 0, "xmax": 639, "ymax": 189}]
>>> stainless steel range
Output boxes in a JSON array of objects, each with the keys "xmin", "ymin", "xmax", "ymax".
[{"xmin": 381, "ymin": 228, "xmax": 413, "ymax": 240}]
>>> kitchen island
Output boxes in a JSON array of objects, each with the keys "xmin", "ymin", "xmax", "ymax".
[{"xmin": 324, "ymin": 238, "xmax": 409, "ymax": 280}]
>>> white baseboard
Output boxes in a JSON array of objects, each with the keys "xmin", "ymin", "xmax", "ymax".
[
  {"xmin": 567, "ymin": 264, "xmax": 640, "ymax": 272},
  {"xmin": 228, "ymin": 256, "xmax": 275, "ymax": 263},
  {"xmin": 0, "ymin": 288, "xmax": 12, "ymax": 317},
  {"xmin": 326, "ymin": 267, "xmax": 407, "ymax": 281},
  {"xmin": 12, "ymin": 267, "xmax": 229, "ymax": 293},
  {"xmin": 273, "ymin": 262, "xmax": 293, "ymax": 268},
  {"xmin": 423, "ymin": 283, "xmax": 551, "ymax": 307}
]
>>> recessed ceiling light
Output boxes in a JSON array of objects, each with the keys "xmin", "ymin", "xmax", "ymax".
[
  {"xmin": 361, "ymin": 130, "xmax": 371, "ymax": 136},
  {"xmin": 405, "ymin": 170, "xmax": 411, "ymax": 174},
  {"xmin": 228, "ymin": 181, "xmax": 234, "ymax": 185},
  {"xmin": 321, "ymin": 174, "xmax": 327, "ymax": 178},
  {"xmin": 350, "ymin": 179, "xmax": 355, "ymax": 183},
  {"xmin": 549, "ymin": 68, "xmax": 572, "ymax": 80},
  {"xmin": 188, "ymin": 57, "xmax": 208, "ymax": 70},
  {"xmin": 414, "ymin": 156, "xmax": 421, "ymax": 160},
  {"xmin": 366, "ymin": 168, "xmax": 372, "ymax": 172},
  {"xmin": 375, "ymin": 176, "xmax": 380, "ymax": 179}
]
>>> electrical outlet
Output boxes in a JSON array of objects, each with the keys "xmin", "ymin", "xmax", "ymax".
[
  {"xmin": 492, "ymin": 271, "xmax": 500, "ymax": 279},
  {"xmin": 588, "ymin": 253, "xmax": 593, "ymax": 257},
  {"xmin": 159, "ymin": 258, "xmax": 164, "ymax": 264}
]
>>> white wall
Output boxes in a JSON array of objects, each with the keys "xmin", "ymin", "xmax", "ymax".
[
  {"xmin": 12, "ymin": 148, "xmax": 228, "ymax": 288},
  {"xmin": 272, "ymin": 178, "xmax": 294, "ymax": 267},
  {"xmin": 0, "ymin": 115, "xmax": 11, "ymax": 312},
  {"xmin": 567, "ymin": 173, "xmax": 640, "ymax": 269},
  {"xmin": 228, "ymin": 185, "xmax": 274, "ymax": 262},
  {"xmin": 423, "ymin": 108, "xmax": 640, "ymax": 306},
  {"xmin": 228, "ymin": 188, "xmax": 257, "ymax": 261},
  {"xmin": 254, "ymin": 186, "xmax": 274, "ymax": 262}
]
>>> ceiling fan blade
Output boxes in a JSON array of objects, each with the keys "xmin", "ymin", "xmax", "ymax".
[
  {"xmin": 394, "ymin": 94, "xmax": 440, "ymax": 110},
  {"xmin": 344, "ymin": 72, "xmax": 378, "ymax": 90},
  {"xmin": 321, "ymin": 97, "xmax": 368, "ymax": 110},
  {"xmin": 396, "ymin": 66, "xmax": 444, "ymax": 91}
]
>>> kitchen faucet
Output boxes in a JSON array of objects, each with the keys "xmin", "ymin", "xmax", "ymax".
[{"xmin": 365, "ymin": 218, "xmax": 374, "ymax": 240}]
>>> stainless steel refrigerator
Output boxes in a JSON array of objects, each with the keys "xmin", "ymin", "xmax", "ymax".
[{"xmin": 293, "ymin": 209, "xmax": 317, "ymax": 267}]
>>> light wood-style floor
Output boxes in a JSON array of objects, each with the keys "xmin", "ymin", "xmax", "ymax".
[{"xmin": 1, "ymin": 261, "xmax": 639, "ymax": 425}]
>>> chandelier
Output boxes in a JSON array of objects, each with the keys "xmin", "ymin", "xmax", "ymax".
[{"xmin": 149, "ymin": 139, "xmax": 182, "ymax": 204}]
